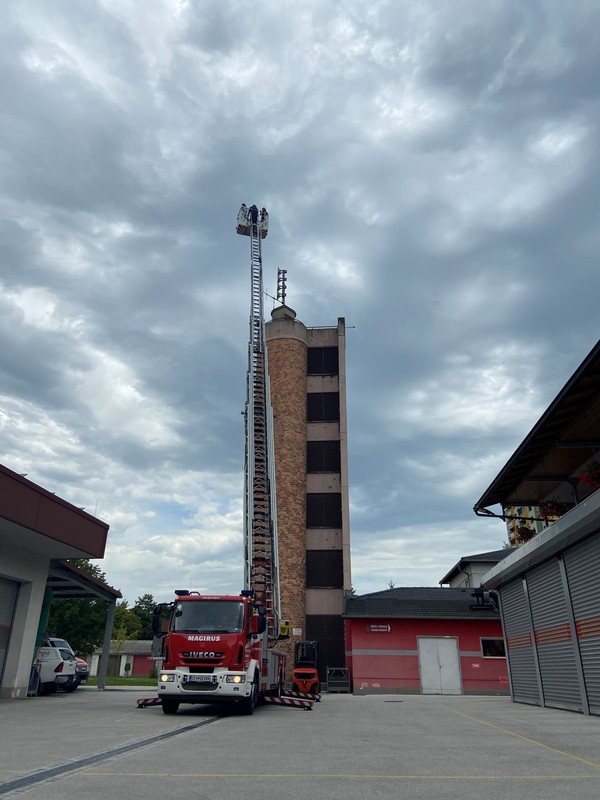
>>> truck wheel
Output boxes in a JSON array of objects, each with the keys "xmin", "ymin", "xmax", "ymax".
[
  {"xmin": 241, "ymin": 675, "xmax": 259, "ymax": 715},
  {"xmin": 161, "ymin": 699, "xmax": 180, "ymax": 715}
]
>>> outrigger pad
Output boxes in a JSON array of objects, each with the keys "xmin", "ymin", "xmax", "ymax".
[
  {"xmin": 137, "ymin": 697, "xmax": 162, "ymax": 708},
  {"xmin": 262, "ymin": 694, "xmax": 314, "ymax": 711}
]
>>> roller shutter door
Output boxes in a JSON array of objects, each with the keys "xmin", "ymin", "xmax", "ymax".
[
  {"xmin": 564, "ymin": 536, "xmax": 600, "ymax": 716},
  {"xmin": 501, "ymin": 579, "xmax": 540, "ymax": 706},
  {"xmin": 0, "ymin": 578, "xmax": 19, "ymax": 683},
  {"xmin": 526, "ymin": 558, "xmax": 582, "ymax": 712}
]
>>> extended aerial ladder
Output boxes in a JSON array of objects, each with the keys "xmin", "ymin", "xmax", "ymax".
[
  {"xmin": 238, "ymin": 208, "xmax": 281, "ymax": 648},
  {"xmin": 236, "ymin": 207, "xmax": 320, "ymax": 710},
  {"xmin": 137, "ymin": 209, "xmax": 317, "ymax": 712}
]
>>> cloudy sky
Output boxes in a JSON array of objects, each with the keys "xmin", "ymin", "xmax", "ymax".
[{"xmin": 2, "ymin": 0, "xmax": 600, "ymax": 604}]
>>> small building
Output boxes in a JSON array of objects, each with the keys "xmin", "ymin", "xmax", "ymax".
[
  {"xmin": 344, "ymin": 587, "xmax": 508, "ymax": 695},
  {"xmin": 440, "ymin": 549, "xmax": 513, "ymax": 588},
  {"xmin": 90, "ymin": 640, "xmax": 154, "ymax": 678}
]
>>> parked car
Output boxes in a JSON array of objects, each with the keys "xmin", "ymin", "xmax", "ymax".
[
  {"xmin": 42, "ymin": 637, "xmax": 89, "ymax": 691},
  {"xmin": 73, "ymin": 656, "xmax": 90, "ymax": 687},
  {"xmin": 36, "ymin": 645, "xmax": 76, "ymax": 695}
]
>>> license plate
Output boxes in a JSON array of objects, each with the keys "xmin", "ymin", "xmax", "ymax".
[{"xmin": 186, "ymin": 675, "xmax": 213, "ymax": 683}]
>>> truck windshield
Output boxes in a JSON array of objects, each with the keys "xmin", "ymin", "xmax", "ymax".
[{"xmin": 172, "ymin": 601, "xmax": 245, "ymax": 634}]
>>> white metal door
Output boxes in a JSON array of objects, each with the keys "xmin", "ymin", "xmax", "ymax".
[{"xmin": 418, "ymin": 637, "xmax": 462, "ymax": 695}]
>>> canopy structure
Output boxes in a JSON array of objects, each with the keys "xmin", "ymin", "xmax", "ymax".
[
  {"xmin": 47, "ymin": 560, "xmax": 121, "ymax": 601},
  {"xmin": 0, "ymin": 464, "xmax": 118, "ymax": 697},
  {"xmin": 474, "ymin": 340, "xmax": 600, "ymax": 517}
]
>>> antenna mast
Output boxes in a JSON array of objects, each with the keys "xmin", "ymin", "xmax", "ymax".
[{"xmin": 277, "ymin": 268, "xmax": 287, "ymax": 306}]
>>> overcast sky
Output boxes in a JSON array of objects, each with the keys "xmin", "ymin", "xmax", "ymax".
[{"xmin": 2, "ymin": 0, "xmax": 600, "ymax": 604}]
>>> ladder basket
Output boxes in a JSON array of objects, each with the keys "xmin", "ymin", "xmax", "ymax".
[{"xmin": 326, "ymin": 667, "xmax": 351, "ymax": 693}]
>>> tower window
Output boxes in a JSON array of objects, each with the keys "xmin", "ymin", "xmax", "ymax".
[
  {"xmin": 306, "ymin": 493, "xmax": 342, "ymax": 527},
  {"xmin": 307, "ymin": 347, "xmax": 339, "ymax": 375},
  {"xmin": 307, "ymin": 393, "xmax": 340, "ymax": 422},
  {"xmin": 307, "ymin": 441, "xmax": 341, "ymax": 473},
  {"xmin": 306, "ymin": 550, "xmax": 344, "ymax": 588}
]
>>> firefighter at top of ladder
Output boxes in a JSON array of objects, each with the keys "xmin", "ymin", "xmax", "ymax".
[{"xmin": 237, "ymin": 203, "xmax": 269, "ymax": 238}]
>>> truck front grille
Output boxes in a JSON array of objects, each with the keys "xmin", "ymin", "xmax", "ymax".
[{"xmin": 182, "ymin": 681, "xmax": 219, "ymax": 692}]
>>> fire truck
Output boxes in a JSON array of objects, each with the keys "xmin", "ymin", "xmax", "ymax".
[
  {"xmin": 150, "ymin": 206, "xmax": 307, "ymax": 714},
  {"xmin": 152, "ymin": 588, "xmax": 285, "ymax": 714}
]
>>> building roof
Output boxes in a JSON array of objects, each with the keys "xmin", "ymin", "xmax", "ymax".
[
  {"xmin": 344, "ymin": 587, "xmax": 500, "ymax": 620},
  {"xmin": 439, "ymin": 549, "xmax": 514, "ymax": 585},
  {"xmin": 461, "ymin": 549, "xmax": 512, "ymax": 563},
  {"xmin": 0, "ymin": 462, "xmax": 109, "ymax": 558},
  {"xmin": 48, "ymin": 560, "xmax": 122, "ymax": 601},
  {"xmin": 473, "ymin": 339, "xmax": 600, "ymax": 514}
]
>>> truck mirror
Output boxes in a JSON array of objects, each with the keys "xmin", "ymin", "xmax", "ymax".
[
  {"xmin": 151, "ymin": 635, "xmax": 165, "ymax": 658},
  {"xmin": 152, "ymin": 603, "xmax": 171, "ymax": 634},
  {"xmin": 251, "ymin": 605, "xmax": 267, "ymax": 635},
  {"xmin": 152, "ymin": 606, "xmax": 162, "ymax": 635},
  {"xmin": 256, "ymin": 616, "xmax": 267, "ymax": 634}
]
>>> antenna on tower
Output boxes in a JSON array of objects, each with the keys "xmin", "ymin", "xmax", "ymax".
[{"xmin": 277, "ymin": 268, "xmax": 287, "ymax": 306}]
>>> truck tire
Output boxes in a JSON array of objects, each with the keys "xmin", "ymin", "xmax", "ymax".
[
  {"xmin": 161, "ymin": 699, "xmax": 180, "ymax": 715},
  {"xmin": 241, "ymin": 674, "xmax": 259, "ymax": 715}
]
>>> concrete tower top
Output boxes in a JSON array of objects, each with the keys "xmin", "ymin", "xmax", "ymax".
[{"xmin": 271, "ymin": 305, "xmax": 297, "ymax": 321}]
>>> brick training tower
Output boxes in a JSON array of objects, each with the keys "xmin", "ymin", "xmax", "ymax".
[{"xmin": 266, "ymin": 306, "xmax": 351, "ymax": 682}]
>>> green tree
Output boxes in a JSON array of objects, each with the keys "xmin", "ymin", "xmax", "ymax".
[
  {"xmin": 132, "ymin": 594, "xmax": 156, "ymax": 640},
  {"xmin": 47, "ymin": 559, "xmax": 110, "ymax": 654},
  {"xmin": 113, "ymin": 600, "xmax": 142, "ymax": 640},
  {"xmin": 69, "ymin": 558, "xmax": 107, "ymax": 581}
]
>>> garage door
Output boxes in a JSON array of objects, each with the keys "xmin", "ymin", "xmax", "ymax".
[
  {"xmin": 564, "ymin": 536, "xmax": 600, "ymax": 715},
  {"xmin": 526, "ymin": 558, "xmax": 582, "ymax": 712},
  {"xmin": 501, "ymin": 578, "xmax": 540, "ymax": 706},
  {"xmin": 0, "ymin": 578, "xmax": 19, "ymax": 683}
]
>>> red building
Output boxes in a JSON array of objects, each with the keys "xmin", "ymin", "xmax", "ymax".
[
  {"xmin": 90, "ymin": 640, "xmax": 154, "ymax": 678},
  {"xmin": 344, "ymin": 587, "xmax": 508, "ymax": 695}
]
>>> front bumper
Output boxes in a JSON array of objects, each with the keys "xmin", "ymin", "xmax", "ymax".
[{"xmin": 157, "ymin": 670, "xmax": 252, "ymax": 702}]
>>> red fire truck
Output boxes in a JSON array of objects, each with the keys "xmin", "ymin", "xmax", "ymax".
[
  {"xmin": 153, "ymin": 590, "xmax": 285, "ymax": 714},
  {"xmin": 149, "ymin": 208, "xmax": 314, "ymax": 714}
]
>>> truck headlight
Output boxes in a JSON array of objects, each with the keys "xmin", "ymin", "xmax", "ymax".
[
  {"xmin": 225, "ymin": 675, "xmax": 246, "ymax": 684},
  {"xmin": 159, "ymin": 673, "xmax": 175, "ymax": 682}
]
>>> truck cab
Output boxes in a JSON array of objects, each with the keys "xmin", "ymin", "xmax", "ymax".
[{"xmin": 152, "ymin": 590, "xmax": 282, "ymax": 715}]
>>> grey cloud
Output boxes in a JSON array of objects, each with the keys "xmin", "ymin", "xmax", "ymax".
[{"xmin": 2, "ymin": 1, "xmax": 600, "ymax": 601}]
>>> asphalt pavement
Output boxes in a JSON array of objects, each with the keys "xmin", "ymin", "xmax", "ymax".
[{"xmin": 1, "ymin": 687, "xmax": 600, "ymax": 799}]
